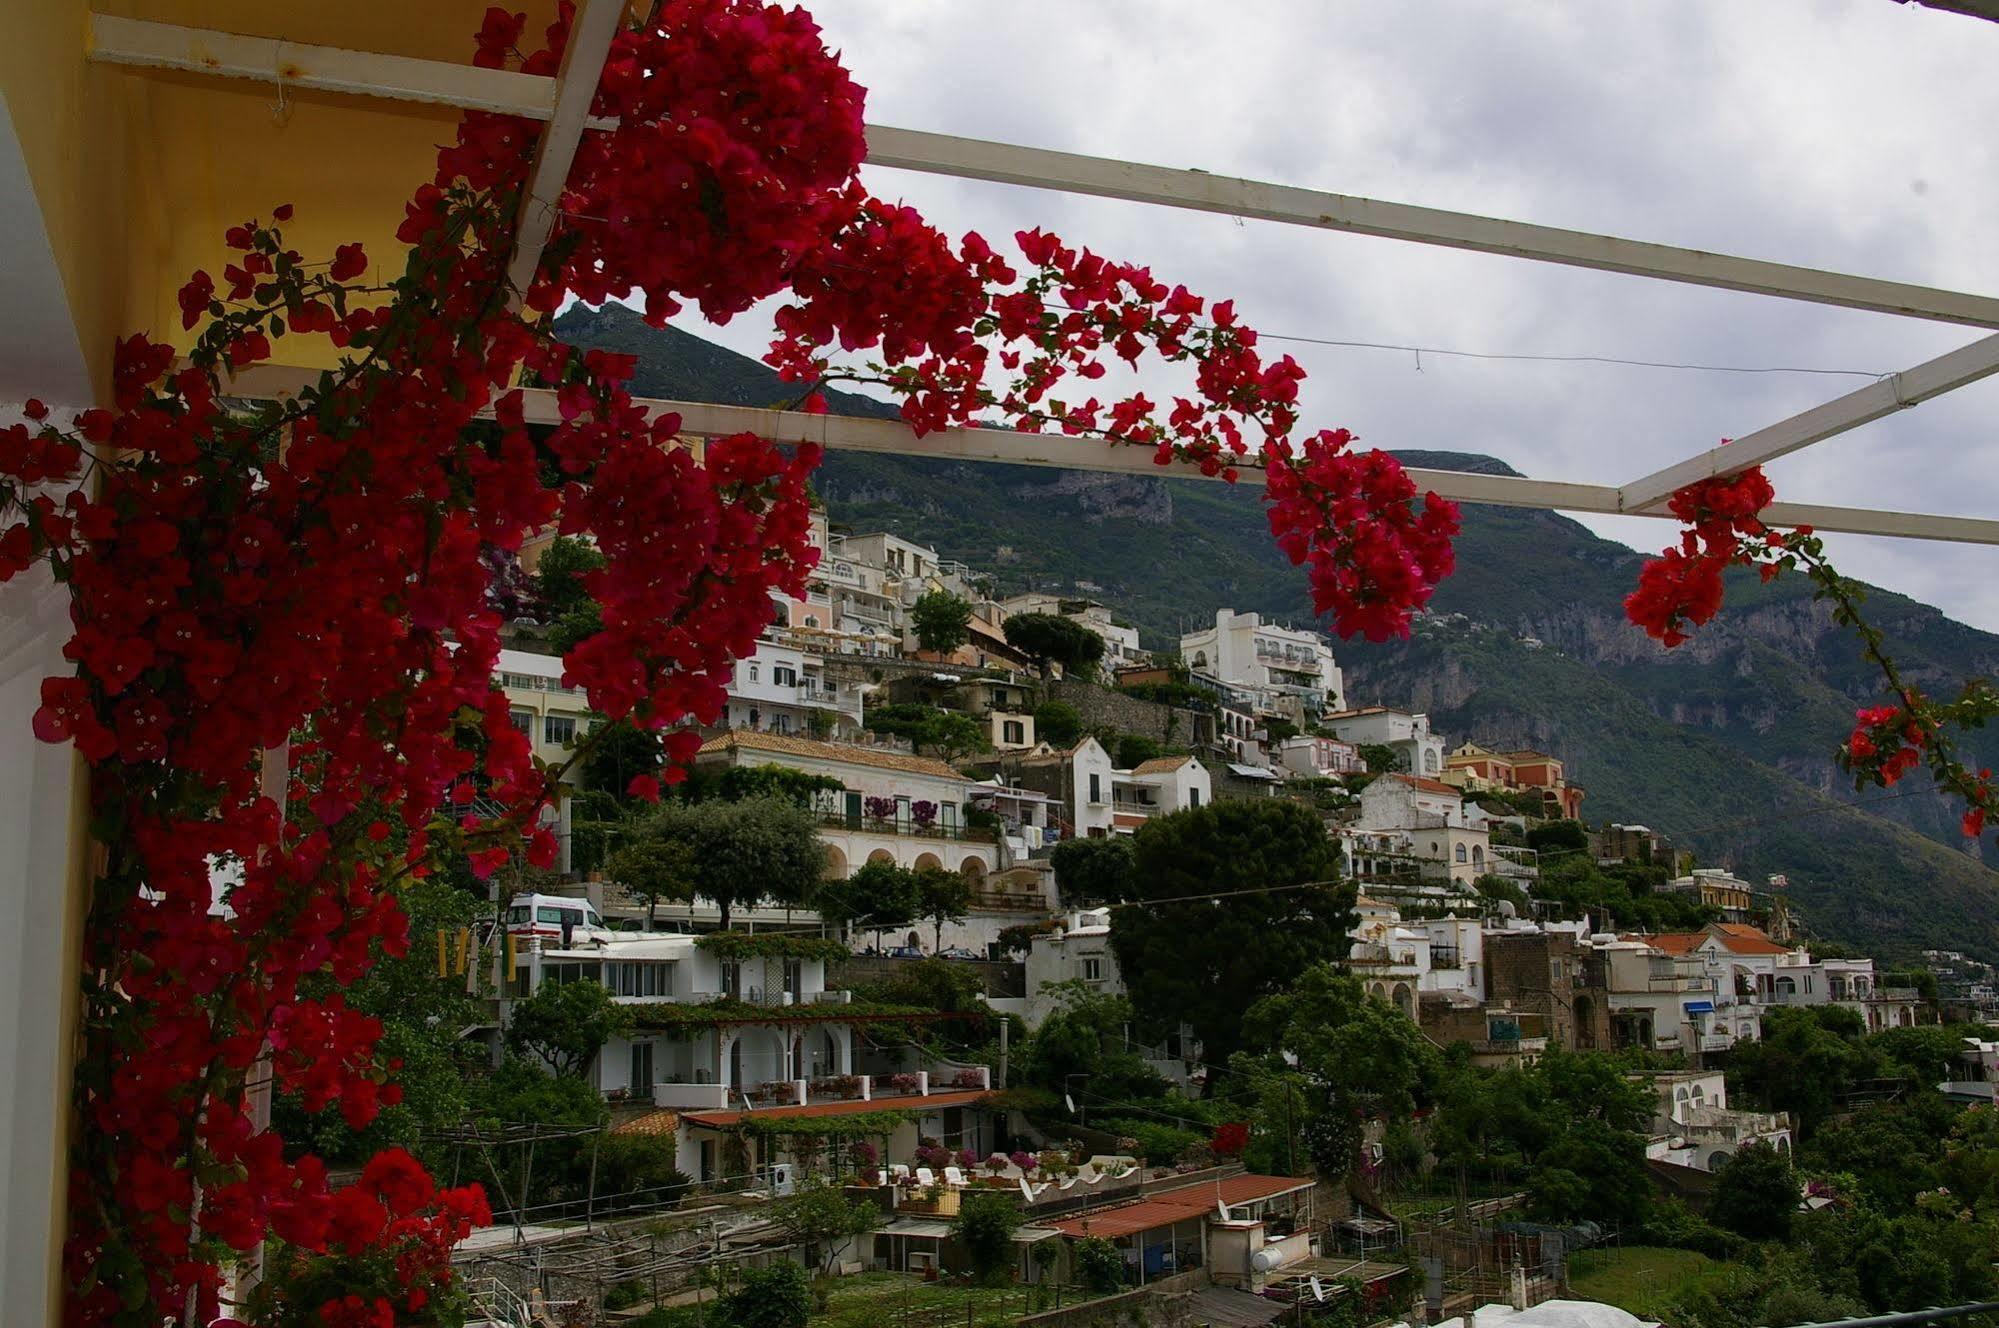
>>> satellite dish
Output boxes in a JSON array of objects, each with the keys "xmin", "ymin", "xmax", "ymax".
[
  {"xmin": 1310, "ymin": 1276, "xmax": 1327, "ymax": 1303},
  {"xmin": 1064, "ymin": 1094, "xmax": 1075, "ymax": 1113}
]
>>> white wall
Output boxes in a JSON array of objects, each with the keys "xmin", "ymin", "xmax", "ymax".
[{"xmin": 0, "ymin": 553, "xmax": 86, "ymax": 1319}]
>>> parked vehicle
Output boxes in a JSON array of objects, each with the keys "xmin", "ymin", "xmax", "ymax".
[{"xmin": 937, "ymin": 947, "xmax": 981, "ymax": 961}]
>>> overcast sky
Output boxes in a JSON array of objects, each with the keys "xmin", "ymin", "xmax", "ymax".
[{"xmin": 665, "ymin": 1, "xmax": 1999, "ymax": 631}]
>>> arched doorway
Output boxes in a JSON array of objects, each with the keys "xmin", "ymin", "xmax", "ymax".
[
  {"xmin": 823, "ymin": 844, "xmax": 848, "ymax": 880},
  {"xmin": 914, "ymin": 851, "xmax": 944, "ymax": 872},
  {"xmin": 1392, "ymin": 983, "xmax": 1413, "ymax": 1018},
  {"xmin": 1573, "ymin": 994, "xmax": 1596, "ymax": 1049}
]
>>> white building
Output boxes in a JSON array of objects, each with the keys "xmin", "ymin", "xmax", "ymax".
[
  {"xmin": 693, "ymin": 730, "xmax": 1001, "ymax": 885},
  {"xmin": 510, "ymin": 933, "xmax": 995, "ymax": 1184},
  {"xmin": 1323, "ymin": 707, "xmax": 1446, "ymax": 779},
  {"xmin": 1641, "ymin": 1070, "xmax": 1791, "ymax": 1172},
  {"xmin": 1276, "ymin": 734, "xmax": 1365, "ymax": 778},
  {"xmin": 1355, "ymin": 775, "xmax": 1491, "ymax": 887},
  {"xmin": 1179, "ymin": 608, "xmax": 1343, "ymax": 714},
  {"xmin": 721, "ymin": 637, "xmax": 864, "ymax": 739},
  {"xmin": 1018, "ymin": 739, "xmax": 1211, "ymax": 840},
  {"xmin": 1024, "ymin": 909, "xmax": 1122, "ymax": 1027},
  {"xmin": 1349, "ymin": 897, "xmax": 1485, "ymax": 1018}
]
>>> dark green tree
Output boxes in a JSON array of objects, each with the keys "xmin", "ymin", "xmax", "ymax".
[
  {"xmin": 1730, "ymin": 1005, "xmax": 1872, "ymax": 1134},
  {"xmin": 578, "ymin": 718, "xmax": 663, "ymax": 798},
  {"xmin": 1072, "ymin": 1236, "xmax": 1125, "ymax": 1294},
  {"xmin": 1525, "ymin": 819, "xmax": 1589, "ymax": 853},
  {"xmin": 1050, "ymin": 835, "xmax": 1136, "ymax": 905},
  {"xmin": 910, "ymin": 589, "xmax": 974, "ymax": 654},
  {"xmin": 952, "ymin": 1190, "xmax": 1024, "ymax": 1285},
  {"xmin": 1108, "ymin": 799, "xmax": 1352, "ymax": 1072},
  {"xmin": 1709, "ymin": 1140, "xmax": 1799, "ymax": 1240},
  {"xmin": 1033, "ymin": 699, "xmax": 1084, "ymax": 748},
  {"xmin": 1242, "ymin": 965, "xmax": 1434, "ymax": 1176},
  {"xmin": 769, "ymin": 1180, "xmax": 881, "ymax": 1273},
  {"xmin": 504, "ymin": 978, "xmax": 632, "ymax": 1078},
  {"xmin": 1526, "ymin": 1116, "xmax": 1650, "ymax": 1226},
  {"xmin": 1004, "ymin": 613, "xmax": 1105, "ymax": 680},
  {"xmin": 645, "ymin": 795, "xmax": 822, "ymax": 928},
  {"xmin": 914, "ymin": 864, "xmax": 974, "ymax": 952},
  {"xmin": 720, "ymin": 1263, "xmax": 812, "ymax": 1328},
  {"xmin": 533, "ymin": 535, "xmax": 603, "ymax": 613},
  {"xmin": 1356, "ymin": 743, "xmax": 1405, "ymax": 774},
  {"xmin": 816, "ymin": 859, "xmax": 920, "ymax": 950},
  {"xmin": 606, "ymin": 834, "xmax": 695, "ymax": 928}
]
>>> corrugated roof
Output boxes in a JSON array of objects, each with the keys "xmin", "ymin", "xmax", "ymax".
[
  {"xmin": 1049, "ymin": 1175, "xmax": 1313, "ymax": 1239},
  {"xmin": 1131, "ymin": 755, "xmax": 1194, "ymax": 775},
  {"xmin": 697, "ymin": 730, "xmax": 967, "ymax": 781},
  {"xmin": 681, "ymin": 1089, "xmax": 991, "ymax": 1130},
  {"xmin": 1182, "ymin": 1289, "xmax": 1286, "ymax": 1327}
]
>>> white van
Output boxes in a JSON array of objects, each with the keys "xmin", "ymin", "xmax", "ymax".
[{"xmin": 503, "ymin": 892, "xmax": 616, "ymax": 946}]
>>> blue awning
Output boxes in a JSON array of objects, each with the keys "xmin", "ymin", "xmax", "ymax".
[{"xmin": 1683, "ymin": 1001, "xmax": 1715, "ymax": 1014}]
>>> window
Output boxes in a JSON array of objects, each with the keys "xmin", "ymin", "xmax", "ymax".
[
  {"xmin": 1081, "ymin": 957, "xmax": 1103, "ymax": 982},
  {"xmin": 773, "ymin": 666, "xmax": 798, "ymax": 687},
  {"xmin": 543, "ymin": 714, "xmax": 577, "ymax": 746},
  {"xmin": 506, "ymin": 905, "xmax": 530, "ymax": 924},
  {"xmin": 804, "ymin": 615, "xmax": 819, "ymax": 628},
  {"xmin": 610, "ymin": 962, "xmax": 673, "ymax": 998},
  {"xmin": 783, "ymin": 959, "xmax": 803, "ymax": 998},
  {"xmin": 509, "ymin": 708, "xmax": 534, "ymax": 735},
  {"xmin": 1088, "ymin": 773, "xmax": 1102, "ymax": 804},
  {"xmin": 1189, "ymin": 787, "xmax": 1201, "ymax": 808},
  {"xmin": 1003, "ymin": 720, "xmax": 1025, "ymax": 745},
  {"xmin": 1454, "ymin": 844, "xmax": 1468, "ymax": 864},
  {"xmin": 747, "ymin": 663, "xmax": 759, "ymax": 683},
  {"xmin": 535, "ymin": 907, "xmax": 568, "ymax": 924},
  {"xmin": 721, "ymin": 961, "xmax": 742, "ymax": 1000}
]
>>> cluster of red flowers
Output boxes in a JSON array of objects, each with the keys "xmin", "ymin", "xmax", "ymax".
[
  {"xmin": 0, "ymin": 3, "xmax": 1485, "ymax": 1320},
  {"xmin": 1846, "ymin": 703, "xmax": 1927, "ymax": 788},
  {"xmin": 766, "ymin": 212, "xmax": 1460, "ymax": 639},
  {"xmin": 1624, "ymin": 460, "xmax": 1788, "ymax": 647}
]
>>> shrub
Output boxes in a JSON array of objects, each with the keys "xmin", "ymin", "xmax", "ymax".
[
  {"xmin": 952, "ymin": 1191, "xmax": 1024, "ymax": 1285},
  {"xmin": 720, "ymin": 1264, "xmax": 811, "ymax": 1328},
  {"xmin": 1073, "ymin": 1236, "xmax": 1125, "ymax": 1294}
]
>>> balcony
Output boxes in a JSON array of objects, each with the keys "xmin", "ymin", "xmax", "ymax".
[
  {"xmin": 1699, "ymin": 1033, "xmax": 1732, "ymax": 1052},
  {"xmin": 814, "ymin": 810, "xmax": 998, "ymax": 843},
  {"xmin": 648, "ymin": 1065, "xmax": 991, "ymax": 1114},
  {"xmin": 1350, "ymin": 941, "xmax": 1421, "ymax": 968},
  {"xmin": 1648, "ymin": 976, "xmax": 1708, "ymax": 993}
]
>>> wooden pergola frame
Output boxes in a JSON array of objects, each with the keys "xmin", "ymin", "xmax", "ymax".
[{"xmin": 87, "ymin": 7, "xmax": 1999, "ymax": 545}]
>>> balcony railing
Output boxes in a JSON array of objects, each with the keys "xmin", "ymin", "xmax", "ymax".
[
  {"xmin": 1871, "ymin": 987, "xmax": 1920, "ymax": 1002},
  {"xmin": 814, "ymin": 810, "xmax": 997, "ymax": 842}
]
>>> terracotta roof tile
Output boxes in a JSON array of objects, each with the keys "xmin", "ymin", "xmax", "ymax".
[
  {"xmin": 610, "ymin": 1109, "xmax": 681, "ymax": 1137},
  {"xmin": 1131, "ymin": 756, "xmax": 1194, "ymax": 775},
  {"xmin": 697, "ymin": 730, "xmax": 967, "ymax": 781},
  {"xmin": 1388, "ymin": 773, "xmax": 1461, "ymax": 797}
]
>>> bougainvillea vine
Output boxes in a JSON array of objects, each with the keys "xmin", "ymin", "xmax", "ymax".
[
  {"xmin": 0, "ymin": 2, "xmax": 1469, "ymax": 1322},
  {"xmin": 1625, "ymin": 458, "xmax": 1999, "ymax": 844}
]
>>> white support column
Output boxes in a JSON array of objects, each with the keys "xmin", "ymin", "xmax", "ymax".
[
  {"xmin": 862, "ymin": 125, "xmax": 1999, "ymax": 330},
  {"xmin": 505, "ymin": 0, "xmax": 626, "ymax": 297},
  {"xmin": 221, "ymin": 364, "xmax": 1999, "ymax": 545},
  {"xmin": 1618, "ymin": 331, "xmax": 1999, "ymax": 511},
  {"xmin": 87, "ymin": 14, "xmax": 571, "ymax": 120}
]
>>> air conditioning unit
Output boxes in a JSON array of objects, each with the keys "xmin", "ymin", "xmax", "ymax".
[{"xmin": 907, "ymin": 1252, "xmax": 938, "ymax": 1274}]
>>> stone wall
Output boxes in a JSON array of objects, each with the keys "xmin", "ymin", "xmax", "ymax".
[{"xmin": 1049, "ymin": 680, "xmax": 1211, "ymax": 750}]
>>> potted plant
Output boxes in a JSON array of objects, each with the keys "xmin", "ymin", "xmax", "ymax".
[
  {"xmin": 910, "ymin": 799, "xmax": 938, "ymax": 832},
  {"xmin": 864, "ymin": 795, "xmax": 898, "ymax": 828}
]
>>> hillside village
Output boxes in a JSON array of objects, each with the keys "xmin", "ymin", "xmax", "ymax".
[{"xmin": 416, "ymin": 512, "xmax": 1999, "ymax": 1326}]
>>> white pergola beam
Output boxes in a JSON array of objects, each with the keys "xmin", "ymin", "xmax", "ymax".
[
  {"xmin": 85, "ymin": 20, "xmax": 1999, "ymax": 330},
  {"xmin": 862, "ymin": 126, "xmax": 1999, "ymax": 330},
  {"xmin": 1618, "ymin": 330, "xmax": 1999, "ymax": 511},
  {"xmin": 504, "ymin": 0, "xmax": 625, "ymax": 297},
  {"xmin": 219, "ymin": 364, "xmax": 1999, "ymax": 545},
  {"xmin": 85, "ymin": 14, "xmax": 573, "ymax": 120}
]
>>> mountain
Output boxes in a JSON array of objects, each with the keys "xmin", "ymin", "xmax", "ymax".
[{"xmin": 556, "ymin": 303, "xmax": 1999, "ymax": 963}]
